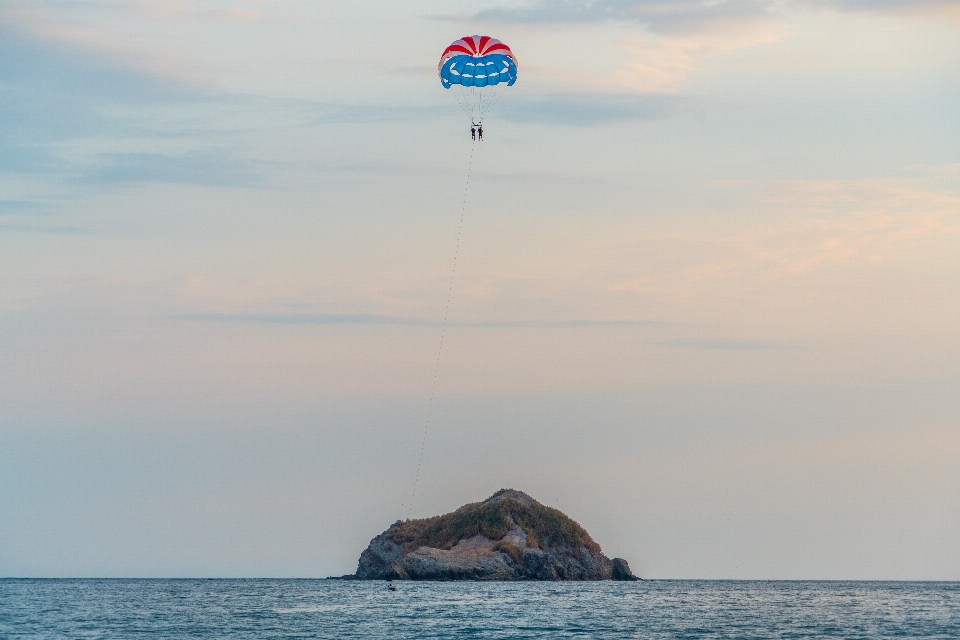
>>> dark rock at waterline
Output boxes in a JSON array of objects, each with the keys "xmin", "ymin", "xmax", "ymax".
[
  {"xmin": 355, "ymin": 489, "xmax": 639, "ymax": 581},
  {"xmin": 611, "ymin": 557, "xmax": 640, "ymax": 581}
]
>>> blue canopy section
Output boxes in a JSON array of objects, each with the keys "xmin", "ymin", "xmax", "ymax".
[{"xmin": 440, "ymin": 54, "xmax": 518, "ymax": 89}]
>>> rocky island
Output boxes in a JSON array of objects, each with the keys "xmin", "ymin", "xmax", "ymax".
[{"xmin": 355, "ymin": 489, "xmax": 638, "ymax": 581}]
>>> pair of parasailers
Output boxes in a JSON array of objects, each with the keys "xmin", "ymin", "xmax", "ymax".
[{"xmin": 470, "ymin": 122, "xmax": 484, "ymax": 141}]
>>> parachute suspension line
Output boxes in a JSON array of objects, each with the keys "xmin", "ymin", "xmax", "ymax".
[
  {"xmin": 469, "ymin": 88, "xmax": 478, "ymax": 123},
  {"xmin": 404, "ymin": 142, "xmax": 477, "ymax": 520},
  {"xmin": 452, "ymin": 87, "xmax": 472, "ymax": 121},
  {"xmin": 450, "ymin": 81, "xmax": 508, "ymax": 126},
  {"xmin": 451, "ymin": 86, "xmax": 488, "ymax": 125},
  {"xmin": 479, "ymin": 82, "xmax": 507, "ymax": 123}
]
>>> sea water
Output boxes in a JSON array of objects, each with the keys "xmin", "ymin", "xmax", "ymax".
[{"xmin": 1, "ymin": 579, "xmax": 958, "ymax": 638}]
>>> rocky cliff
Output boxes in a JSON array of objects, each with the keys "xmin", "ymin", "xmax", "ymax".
[{"xmin": 355, "ymin": 489, "xmax": 639, "ymax": 581}]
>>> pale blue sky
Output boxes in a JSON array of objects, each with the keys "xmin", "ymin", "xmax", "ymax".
[{"xmin": 1, "ymin": 0, "xmax": 958, "ymax": 579}]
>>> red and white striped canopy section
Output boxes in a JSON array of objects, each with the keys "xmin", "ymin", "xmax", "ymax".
[{"xmin": 438, "ymin": 35, "xmax": 518, "ymax": 73}]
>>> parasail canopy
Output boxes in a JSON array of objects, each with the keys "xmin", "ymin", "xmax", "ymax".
[{"xmin": 439, "ymin": 35, "xmax": 518, "ymax": 89}]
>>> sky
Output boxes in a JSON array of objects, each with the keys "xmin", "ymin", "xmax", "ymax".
[{"xmin": 1, "ymin": 0, "xmax": 958, "ymax": 579}]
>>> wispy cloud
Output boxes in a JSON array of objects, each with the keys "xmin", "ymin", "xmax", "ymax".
[
  {"xmin": 0, "ymin": 1, "xmax": 220, "ymax": 86},
  {"xmin": 78, "ymin": 151, "xmax": 265, "ymax": 187},
  {"xmin": 476, "ymin": 0, "xmax": 958, "ymax": 31},
  {"xmin": 475, "ymin": 0, "xmax": 777, "ymax": 34},
  {"xmin": 304, "ymin": 102, "xmax": 448, "ymax": 125},
  {"xmin": 472, "ymin": 0, "xmax": 956, "ymax": 95},
  {"xmin": 665, "ymin": 338, "xmax": 796, "ymax": 350},
  {"xmin": 730, "ymin": 177, "xmax": 960, "ymax": 275},
  {"xmin": 613, "ymin": 173, "xmax": 960, "ymax": 290},
  {"xmin": 173, "ymin": 313, "xmax": 671, "ymax": 329},
  {"xmin": 0, "ymin": 22, "xmax": 458, "ymax": 188},
  {"xmin": 0, "ymin": 222, "xmax": 87, "ymax": 234},
  {"xmin": 0, "ymin": 200, "xmax": 44, "ymax": 215},
  {"xmin": 0, "ymin": 199, "xmax": 79, "ymax": 232},
  {"xmin": 611, "ymin": 20, "xmax": 784, "ymax": 92},
  {"xmin": 499, "ymin": 92, "xmax": 694, "ymax": 124},
  {"xmin": 468, "ymin": 3, "xmax": 788, "ymax": 94},
  {"xmin": 0, "ymin": 26, "xmax": 195, "ymax": 164},
  {"xmin": 0, "ymin": 25, "xmax": 280, "ymax": 186},
  {"xmin": 801, "ymin": 0, "xmax": 960, "ymax": 14}
]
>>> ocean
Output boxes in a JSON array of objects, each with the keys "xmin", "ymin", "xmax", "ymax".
[{"xmin": 1, "ymin": 579, "xmax": 957, "ymax": 638}]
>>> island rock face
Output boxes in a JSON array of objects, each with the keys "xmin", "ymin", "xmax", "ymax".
[{"xmin": 355, "ymin": 489, "xmax": 639, "ymax": 581}]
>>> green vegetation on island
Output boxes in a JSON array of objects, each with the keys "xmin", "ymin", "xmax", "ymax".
[{"xmin": 385, "ymin": 488, "xmax": 600, "ymax": 553}]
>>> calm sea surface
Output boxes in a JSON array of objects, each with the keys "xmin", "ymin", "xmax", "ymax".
[{"xmin": 1, "ymin": 579, "xmax": 957, "ymax": 639}]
